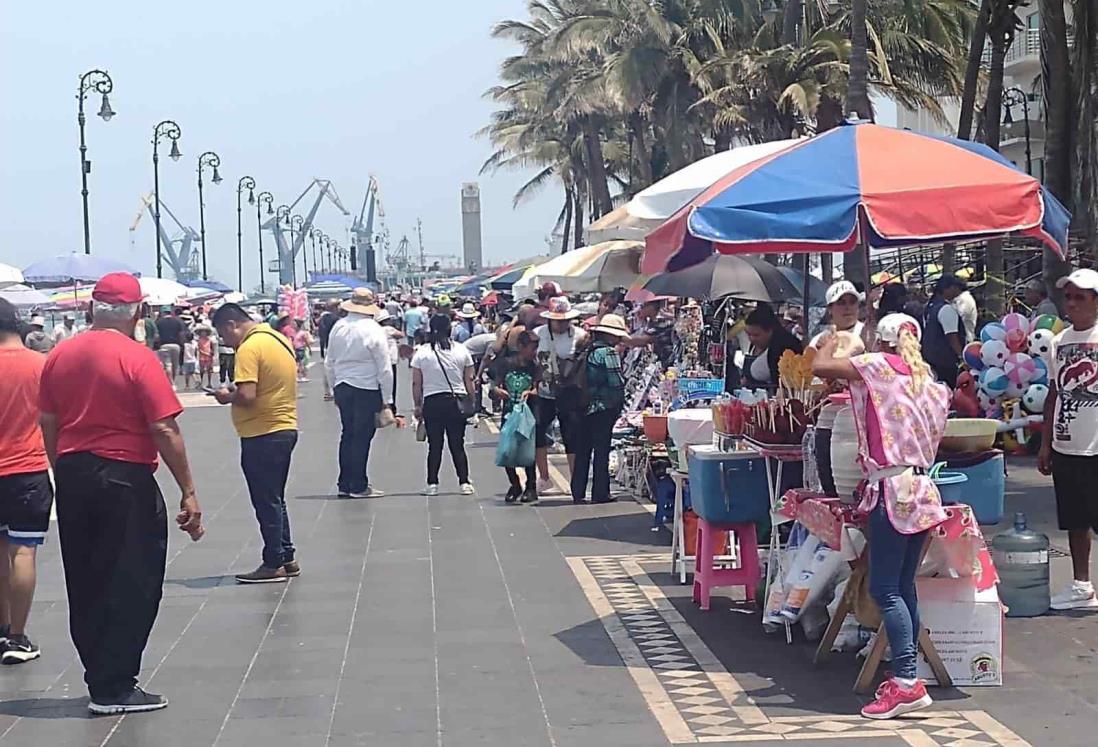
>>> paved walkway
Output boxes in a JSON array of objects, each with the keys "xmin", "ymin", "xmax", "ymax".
[{"xmin": 0, "ymin": 369, "xmax": 1095, "ymax": 746}]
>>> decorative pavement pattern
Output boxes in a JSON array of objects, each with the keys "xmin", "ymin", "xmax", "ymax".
[{"xmin": 568, "ymin": 555, "xmax": 1031, "ymax": 746}]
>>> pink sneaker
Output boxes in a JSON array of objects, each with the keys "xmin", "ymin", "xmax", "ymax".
[{"xmin": 861, "ymin": 678, "xmax": 932, "ymax": 720}]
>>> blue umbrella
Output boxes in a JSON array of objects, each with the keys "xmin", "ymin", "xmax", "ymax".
[
  {"xmin": 185, "ymin": 279, "xmax": 232, "ymax": 293},
  {"xmin": 23, "ymin": 253, "xmax": 139, "ymax": 285},
  {"xmin": 489, "ymin": 267, "xmax": 530, "ymax": 290}
]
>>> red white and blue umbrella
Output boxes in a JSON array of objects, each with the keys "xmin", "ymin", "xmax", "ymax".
[{"xmin": 643, "ymin": 122, "xmax": 1070, "ymax": 274}]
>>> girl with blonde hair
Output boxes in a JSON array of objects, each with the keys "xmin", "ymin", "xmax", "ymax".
[{"xmin": 813, "ymin": 314, "xmax": 949, "ymax": 721}]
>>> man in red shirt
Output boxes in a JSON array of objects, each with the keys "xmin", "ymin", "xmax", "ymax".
[
  {"xmin": 0, "ymin": 299, "xmax": 53, "ymax": 665},
  {"xmin": 39, "ymin": 273, "xmax": 204, "ymax": 716}
]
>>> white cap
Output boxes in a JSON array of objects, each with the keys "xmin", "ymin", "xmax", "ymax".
[
  {"xmin": 877, "ymin": 313, "xmax": 921, "ymax": 345},
  {"xmin": 30, "ymin": 315, "xmax": 45, "ymax": 326},
  {"xmin": 374, "ymin": 309, "xmax": 391, "ymax": 323},
  {"xmin": 826, "ymin": 280, "xmax": 862, "ymax": 305},
  {"xmin": 1056, "ymin": 268, "xmax": 1098, "ymax": 293}
]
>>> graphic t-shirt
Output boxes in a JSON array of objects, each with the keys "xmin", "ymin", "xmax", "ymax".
[{"xmin": 1050, "ymin": 325, "xmax": 1098, "ymax": 456}]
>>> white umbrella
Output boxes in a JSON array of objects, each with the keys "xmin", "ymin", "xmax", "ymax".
[
  {"xmin": 529, "ymin": 241, "xmax": 644, "ymax": 293},
  {"xmin": 139, "ymin": 277, "xmax": 189, "ymax": 307},
  {"xmin": 0, "ymin": 284, "xmax": 50, "ymax": 307},
  {"xmin": 586, "ymin": 139, "xmax": 803, "ymax": 243},
  {"xmin": 0, "ymin": 263, "xmax": 23, "ymax": 289}
]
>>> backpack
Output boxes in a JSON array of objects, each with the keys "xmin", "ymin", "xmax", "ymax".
[{"xmin": 554, "ymin": 345, "xmax": 591, "ymax": 414}]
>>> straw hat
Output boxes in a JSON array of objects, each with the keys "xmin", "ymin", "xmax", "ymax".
[
  {"xmin": 591, "ymin": 313, "xmax": 629, "ymax": 338},
  {"xmin": 341, "ymin": 288, "xmax": 380, "ymax": 316},
  {"xmin": 543, "ymin": 296, "xmax": 580, "ymax": 320},
  {"xmin": 30, "ymin": 315, "xmax": 45, "ymax": 327},
  {"xmin": 457, "ymin": 302, "xmax": 480, "ymax": 319}
]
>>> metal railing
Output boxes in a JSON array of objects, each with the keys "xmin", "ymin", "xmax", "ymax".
[{"xmin": 981, "ymin": 28, "xmax": 1040, "ymax": 65}]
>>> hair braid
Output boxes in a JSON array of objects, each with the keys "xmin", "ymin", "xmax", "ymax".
[{"xmin": 897, "ymin": 327, "xmax": 929, "ymax": 387}]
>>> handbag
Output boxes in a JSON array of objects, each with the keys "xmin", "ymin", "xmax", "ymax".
[
  {"xmin": 433, "ymin": 346, "xmax": 478, "ymax": 418},
  {"xmin": 376, "ymin": 406, "xmax": 396, "ymax": 429}
]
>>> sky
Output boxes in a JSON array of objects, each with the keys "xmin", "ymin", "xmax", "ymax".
[{"xmin": 0, "ymin": 0, "xmax": 562, "ymax": 291}]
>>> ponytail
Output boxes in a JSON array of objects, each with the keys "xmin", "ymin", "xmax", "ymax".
[{"xmin": 897, "ymin": 327, "xmax": 929, "ymax": 387}]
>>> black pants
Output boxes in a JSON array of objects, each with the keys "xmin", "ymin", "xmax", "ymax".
[
  {"xmin": 391, "ymin": 364, "xmax": 398, "ymax": 413},
  {"xmin": 54, "ymin": 453, "xmax": 167, "ymax": 700},
  {"xmin": 423, "ymin": 393, "xmax": 469, "ymax": 485},
  {"xmin": 241, "ymin": 430, "xmax": 298, "ymax": 568},
  {"xmin": 334, "ymin": 384, "xmax": 382, "ymax": 494},
  {"xmin": 571, "ymin": 408, "xmax": 621, "ymax": 502},
  {"xmin": 219, "ymin": 352, "xmax": 235, "ymax": 383}
]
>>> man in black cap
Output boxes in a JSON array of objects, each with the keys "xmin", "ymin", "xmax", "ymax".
[{"xmin": 921, "ymin": 274, "xmax": 967, "ymax": 388}]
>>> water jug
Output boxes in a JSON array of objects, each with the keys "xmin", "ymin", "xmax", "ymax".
[{"xmin": 991, "ymin": 512, "xmax": 1050, "ymax": 617}]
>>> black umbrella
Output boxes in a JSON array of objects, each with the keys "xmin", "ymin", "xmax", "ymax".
[{"xmin": 644, "ymin": 254, "xmax": 826, "ymax": 306}]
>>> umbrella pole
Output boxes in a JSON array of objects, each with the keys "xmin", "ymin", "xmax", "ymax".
[
  {"xmin": 801, "ymin": 253, "xmax": 811, "ymax": 319},
  {"xmin": 858, "ymin": 210, "xmax": 876, "ymax": 349}
]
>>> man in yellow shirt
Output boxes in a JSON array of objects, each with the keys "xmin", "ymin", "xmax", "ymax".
[{"xmin": 212, "ymin": 303, "xmax": 300, "ymax": 584}]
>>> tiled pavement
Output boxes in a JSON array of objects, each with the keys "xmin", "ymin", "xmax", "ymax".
[{"xmin": 0, "ymin": 370, "xmax": 1095, "ymax": 745}]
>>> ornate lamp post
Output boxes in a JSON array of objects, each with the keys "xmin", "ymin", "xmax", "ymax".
[
  {"xmin": 275, "ymin": 205, "xmax": 292, "ymax": 286},
  {"xmin": 292, "ymin": 215, "xmax": 306, "ymax": 284},
  {"xmin": 1002, "ymin": 87, "xmax": 1033, "ymax": 175},
  {"xmin": 196, "ymin": 151, "xmax": 222, "ymax": 280},
  {"xmin": 309, "ymin": 228, "xmax": 322, "ymax": 275},
  {"xmin": 77, "ymin": 69, "xmax": 115, "ymax": 255},
  {"xmin": 236, "ymin": 176, "xmax": 256, "ymax": 292},
  {"xmin": 255, "ymin": 191, "xmax": 274, "ymax": 294},
  {"xmin": 152, "ymin": 120, "xmax": 182, "ymax": 278}
]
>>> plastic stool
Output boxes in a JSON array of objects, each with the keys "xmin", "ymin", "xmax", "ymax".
[{"xmin": 692, "ymin": 519, "xmax": 760, "ymax": 611}]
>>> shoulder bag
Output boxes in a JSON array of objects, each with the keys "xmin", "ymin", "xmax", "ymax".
[{"xmin": 433, "ymin": 346, "xmax": 478, "ymax": 418}]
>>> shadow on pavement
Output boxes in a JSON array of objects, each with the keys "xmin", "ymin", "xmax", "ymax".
[
  {"xmin": 0, "ymin": 698, "xmax": 90, "ymax": 719},
  {"xmin": 164, "ymin": 575, "xmax": 234, "ymax": 589},
  {"xmin": 556, "ymin": 512, "xmax": 668, "ymax": 547},
  {"xmin": 553, "ymin": 618, "xmax": 628, "ymax": 667}
]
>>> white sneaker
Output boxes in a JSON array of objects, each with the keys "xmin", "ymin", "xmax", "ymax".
[
  {"xmin": 460, "ymin": 483, "xmax": 476, "ymax": 495},
  {"xmin": 1051, "ymin": 580, "xmax": 1098, "ymax": 610},
  {"xmin": 422, "ymin": 485, "xmax": 439, "ymax": 496},
  {"xmin": 536, "ymin": 478, "xmax": 559, "ymax": 495},
  {"xmin": 349, "ymin": 487, "xmax": 384, "ymax": 499}
]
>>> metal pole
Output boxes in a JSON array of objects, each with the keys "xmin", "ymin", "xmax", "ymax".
[
  {"xmin": 1022, "ymin": 94, "xmax": 1032, "ymax": 175},
  {"xmin": 197, "ymin": 168, "xmax": 206, "ymax": 280},
  {"xmin": 256, "ymin": 191, "xmax": 273, "ymax": 295},
  {"xmin": 236, "ymin": 177, "xmax": 255, "ymax": 293},
  {"xmin": 77, "ymin": 70, "xmax": 113, "ymax": 255},
  {"xmin": 153, "ymin": 146, "xmax": 163, "ymax": 279}
]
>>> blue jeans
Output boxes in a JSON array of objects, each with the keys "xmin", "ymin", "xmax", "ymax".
[
  {"xmin": 334, "ymin": 383, "xmax": 382, "ymax": 494},
  {"xmin": 240, "ymin": 430, "xmax": 298, "ymax": 569},
  {"xmin": 868, "ymin": 498, "xmax": 928, "ymax": 680}
]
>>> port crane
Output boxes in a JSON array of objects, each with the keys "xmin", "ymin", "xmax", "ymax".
[
  {"xmin": 129, "ymin": 193, "xmax": 201, "ymax": 281},
  {"xmin": 261, "ymin": 179, "xmax": 350, "ymax": 286}
]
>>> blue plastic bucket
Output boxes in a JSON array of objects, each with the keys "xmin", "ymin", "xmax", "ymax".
[{"xmin": 932, "ymin": 472, "xmax": 968, "ymax": 506}]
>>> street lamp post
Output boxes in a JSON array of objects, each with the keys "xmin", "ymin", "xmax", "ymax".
[
  {"xmin": 196, "ymin": 151, "xmax": 222, "ymax": 281},
  {"xmin": 1002, "ymin": 87, "xmax": 1032, "ymax": 175},
  {"xmin": 77, "ymin": 69, "xmax": 115, "ymax": 255},
  {"xmin": 152, "ymin": 120, "xmax": 182, "ymax": 279},
  {"xmin": 276, "ymin": 205, "xmax": 292, "ymax": 286},
  {"xmin": 236, "ymin": 176, "xmax": 256, "ymax": 292},
  {"xmin": 256, "ymin": 191, "xmax": 274, "ymax": 294},
  {"xmin": 292, "ymin": 215, "xmax": 306, "ymax": 284},
  {"xmin": 310, "ymin": 229, "xmax": 321, "ymax": 275}
]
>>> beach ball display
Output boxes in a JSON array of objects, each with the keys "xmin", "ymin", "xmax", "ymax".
[
  {"xmin": 1032, "ymin": 357, "xmax": 1049, "ymax": 385},
  {"xmin": 980, "ymin": 366, "xmax": 1009, "ymax": 395},
  {"xmin": 1004, "ymin": 352, "xmax": 1038, "ymax": 385},
  {"xmin": 981, "ymin": 339, "xmax": 1009, "ymax": 369},
  {"xmin": 980, "ymin": 322, "xmax": 1007, "ymax": 343},
  {"xmin": 1022, "ymin": 383, "xmax": 1049, "ymax": 413},
  {"xmin": 1028, "ymin": 329, "xmax": 1054, "ymax": 361},
  {"xmin": 1004, "ymin": 379, "xmax": 1026, "ymax": 400},
  {"xmin": 963, "ymin": 341, "xmax": 986, "ymax": 371},
  {"xmin": 977, "ymin": 390, "xmax": 1003, "ymax": 418},
  {"xmin": 1003, "ymin": 313, "xmax": 1029, "ymax": 335},
  {"xmin": 1031, "ymin": 314, "xmax": 1065, "ymax": 335}
]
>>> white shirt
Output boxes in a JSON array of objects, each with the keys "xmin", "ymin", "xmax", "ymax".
[
  {"xmin": 1050, "ymin": 325, "xmax": 1098, "ymax": 456},
  {"xmin": 536, "ymin": 323, "xmax": 585, "ymax": 398},
  {"xmin": 808, "ymin": 320, "xmax": 864, "ymax": 349},
  {"xmin": 412, "ymin": 343, "xmax": 473, "ymax": 398},
  {"xmin": 464, "ymin": 332, "xmax": 497, "ymax": 358},
  {"xmin": 325, "ymin": 313, "xmax": 394, "ymax": 399},
  {"xmin": 52, "ymin": 324, "xmax": 78, "ymax": 343},
  {"xmin": 937, "ymin": 303, "xmax": 961, "ymax": 336},
  {"xmin": 953, "ymin": 291, "xmax": 977, "ymax": 341}
]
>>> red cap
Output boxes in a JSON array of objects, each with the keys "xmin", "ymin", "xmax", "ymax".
[{"xmin": 93, "ymin": 273, "xmax": 144, "ymax": 304}]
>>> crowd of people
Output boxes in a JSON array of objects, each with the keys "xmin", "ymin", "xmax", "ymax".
[{"xmin": 2, "ymin": 264, "xmax": 1097, "ymax": 721}]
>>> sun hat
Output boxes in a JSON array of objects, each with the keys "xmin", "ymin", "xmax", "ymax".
[
  {"xmin": 877, "ymin": 313, "xmax": 922, "ymax": 345},
  {"xmin": 93, "ymin": 272, "xmax": 145, "ymax": 305},
  {"xmin": 457, "ymin": 302, "xmax": 480, "ymax": 318},
  {"xmin": 341, "ymin": 288, "xmax": 380, "ymax": 316},
  {"xmin": 1056, "ymin": 268, "xmax": 1098, "ymax": 294},
  {"xmin": 374, "ymin": 308, "xmax": 391, "ymax": 323},
  {"xmin": 825, "ymin": 280, "xmax": 862, "ymax": 305},
  {"xmin": 436, "ymin": 293, "xmax": 453, "ymax": 308},
  {"xmin": 30, "ymin": 315, "xmax": 45, "ymax": 326},
  {"xmin": 543, "ymin": 296, "xmax": 580, "ymax": 320},
  {"xmin": 591, "ymin": 313, "xmax": 630, "ymax": 338}
]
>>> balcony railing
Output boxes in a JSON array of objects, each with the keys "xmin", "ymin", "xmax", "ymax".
[{"xmin": 981, "ymin": 28, "xmax": 1041, "ymax": 65}]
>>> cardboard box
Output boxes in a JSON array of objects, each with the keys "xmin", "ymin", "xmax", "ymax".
[{"xmin": 915, "ymin": 577, "xmax": 1003, "ymax": 686}]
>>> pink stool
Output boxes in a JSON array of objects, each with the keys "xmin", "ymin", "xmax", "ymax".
[{"xmin": 692, "ymin": 519, "xmax": 760, "ymax": 611}]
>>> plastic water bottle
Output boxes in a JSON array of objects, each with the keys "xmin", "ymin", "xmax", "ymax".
[{"xmin": 991, "ymin": 512, "xmax": 1050, "ymax": 617}]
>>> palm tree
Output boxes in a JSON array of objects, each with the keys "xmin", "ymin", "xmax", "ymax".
[
  {"xmin": 1040, "ymin": 0, "xmax": 1073, "ymax": 295},
  {"xmin": 1071, "ymin": 0, "xmax": 1098, "ymax": 260},
  {"xmin": 845, "ymin": 0, "xmax": 873, "ymax": 121}
]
